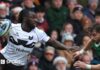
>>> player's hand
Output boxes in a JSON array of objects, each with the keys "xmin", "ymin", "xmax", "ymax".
[
  {"xmin": 73, "ymin": 51, "xmax": 81, "ymax": 59},
  {"xmin": 74, "ymin": 61, "xmax": 87, "ymax": 69}
]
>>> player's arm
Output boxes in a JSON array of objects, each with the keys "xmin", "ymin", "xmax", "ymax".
[
  {"xmin": 74, "ymin": 61, "xmax": 100, "ymax": 70},
  {"xmin": 91, "ymin": 64, "xmax": 100, "ymax": 70},
  {"xmin": 47, "ymin": 38, "xmax": 79, "ymax": 51},
  {"xmin": 73, "ymin": 39, "xmax": 95, "ymax": 58},
  {"xmin": 41, "ymin": 31, "xmax": 78, "ymax": 51},
  {"xmin": 82, "ymin": 39, "xmax": 95, "ymax": 51}
]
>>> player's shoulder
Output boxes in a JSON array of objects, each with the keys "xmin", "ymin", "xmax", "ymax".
[
  {"xmin": 2, "ymin": 18, "xmax": 10, "ymax": 21},
  {"xmin": 34, "ymin": 27, "xmax": 45, "ymax": 34},
  {"xmin": 11, "ymin": 23, "xmax": 21, "ymax": 29}
]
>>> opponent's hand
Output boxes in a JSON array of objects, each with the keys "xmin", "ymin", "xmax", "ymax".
[{"xmin": 74, "ymin": 61, "xmax": 87, "ymax": 69}]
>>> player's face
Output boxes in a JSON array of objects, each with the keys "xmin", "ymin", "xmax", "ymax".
[
  {"xmin": 92, "ymin": 30, "xmax": 100, "ymax": 42},
  {"xmin": 26, "ymin": 12, "xmax": 37, "ymax": 29}
]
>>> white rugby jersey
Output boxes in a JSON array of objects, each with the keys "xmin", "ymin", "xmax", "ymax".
[{"xmin": 0, "ymin": 24, "xmax": 50, "ymax": 66}]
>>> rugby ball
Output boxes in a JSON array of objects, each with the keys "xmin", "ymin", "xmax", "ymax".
[{"xmin": 0, "ymin": 19, "xmax": 11, "ymax": 36}]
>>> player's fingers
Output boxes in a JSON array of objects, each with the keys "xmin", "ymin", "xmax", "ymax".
[{"xmin": 74, "ymin": 61, "xmax": 80, "ymax": 67}]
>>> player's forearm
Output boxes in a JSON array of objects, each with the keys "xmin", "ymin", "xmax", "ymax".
[
  {"xmin": 91, "ymin": 64, "xmax": 100, "ymax": 70},
  {"xmin": 82, "ymin": 39, "xmax": 95, "ymax": 51},
  {"xmin": 47, "ymin": 39, "xmax": 77, "ymax": 51}
]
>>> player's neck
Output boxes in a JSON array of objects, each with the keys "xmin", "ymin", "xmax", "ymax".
[{"xmin": 21, "ymin": 23, "xmax": 32, "ymax": 32}]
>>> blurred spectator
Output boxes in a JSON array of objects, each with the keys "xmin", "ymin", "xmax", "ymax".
[
  {"xmin": 73, "ymin": 7, "xmax": 83, "ymax": 21},
  {"xmin": 35, "ymin": 6, "xmax": 49, "ymax": 32},
  {"xmin": 66, "ymin": 0, "xmax": 78, "ymax": 19},
  {"xmin": 50, "ymin": 29, "xmax": 60, "ymax": 41},
  {"xmin": 25, "ymin": 59, "xmax": 39, "ymax": 70},
  {"xmin": 22, "ymin": 0, "xmax": 35, "ymax": 9},
  {"xmin": 44, "ymin": 0, "xmax": 51, "ymax": 10},
  {"xmin": 67, "ymin": 0, "xmax": 77, "ymax": 12},
  {"xmin": 83, "ymin": 0, "xmax": 99, "ymax": 22},
  {"xmin": 62, "ymin": 34, "xmax": 74, "ymax": 47},
  {"xmin": 61, "ymin": 22, "xmax": 76, "ymax": 40},
  {"xmin": 81, "ymin": 16, "xmax": 92, "ymax": 32},
  {"xmin": 11, "ymin": 6, "xmax": 23, "ymax": 23},
  {"xmin": 0, "ymin": 2, "xmax": 7, "ymax": 19},
  {"xmin": 46, "ymin": 0, "xmax": 69, "ymax": 30},
  {"xmin": 38, "ymin": 46, "xmax": 56, "ymax": 70},
  {"xmin": 95, "ymin": 10, "xmax": 100, "ymax": 24},
  {"xmin": 69, "ymin": 6, "xmax": 83, "ymax": 35},
  {"xmin": 53, "ymin": 56, "xmax": 69, "ymax": 70},
  {"xmin": 70, "ymin": 7, "xmax": 91, "ymax": 46}
]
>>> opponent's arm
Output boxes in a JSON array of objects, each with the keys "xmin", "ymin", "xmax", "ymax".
[
  {"xmin": 82, "ymin": 39, "xmax": 95, "ymax": 51},
  {"xmin": 74, "ymin": 61, "xmax": 100, "ymax": 70},
  {"xmin": 73, "ymin": 38, "xmax": 95, "ymax": 58},
  {"xmin": 91, "ymin": 64, "xmax": 100, "ymax": 70}
]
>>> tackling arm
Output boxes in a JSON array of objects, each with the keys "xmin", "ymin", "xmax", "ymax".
[{"xmin": 91, "ymin": 64, "xmax": 100, "ymax": 70}]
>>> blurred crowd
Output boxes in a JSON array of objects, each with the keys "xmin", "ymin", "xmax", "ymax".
[{"xmin": 0, "ymin": 0, "xmax": 100, "ymax": 70}]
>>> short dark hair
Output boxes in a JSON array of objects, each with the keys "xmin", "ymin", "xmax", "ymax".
[{"xmin": 18, "ymin": 9, "xmax": 35, "ymax": 23}]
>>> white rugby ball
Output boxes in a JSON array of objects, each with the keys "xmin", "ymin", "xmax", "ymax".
[{"xmin": 0, "ymin": 19, "xmax": 11, "ymax": 36}]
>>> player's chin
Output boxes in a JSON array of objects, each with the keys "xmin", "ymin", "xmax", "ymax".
[{"xmin": 30, "ymin": 25, "xmax": 36, "ymax": 29}]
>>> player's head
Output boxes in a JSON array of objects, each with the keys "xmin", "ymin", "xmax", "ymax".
[
  {"xmin": 22, "ymin": 10, "xmax": 37, "ymax": 29},
  {"xmin": 91, "ymin": 24, "xmax": 100, "ymax": 42}
]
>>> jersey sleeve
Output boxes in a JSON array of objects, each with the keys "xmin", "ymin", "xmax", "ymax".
[{"xmin": 38, "ymin": 30, "xmax": 50, "ymax": 42}]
